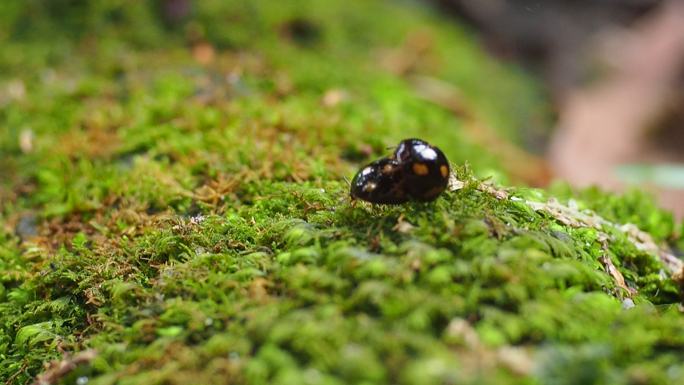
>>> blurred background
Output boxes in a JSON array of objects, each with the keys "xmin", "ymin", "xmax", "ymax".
[
  {"xmin": 433, "ymin": 0, "xmax": 684, "ymax": 217},
  {"xmin": 1, "ymin": 0, "xmax": 683, "ymax": 217}
]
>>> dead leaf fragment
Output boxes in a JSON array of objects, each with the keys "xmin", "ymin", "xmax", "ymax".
[
  {"xmin": 445, "ymin": 318, "xmax": 481, "ymax": 349},
  {"xmin": 599, "ymin": 255, "xmax": 636, "ymax": 296},
  {"xmin": 192, "ymin": 42, "xmax": 216, "ymax": 65},
  {"xmin": 497, "ymin": 346, "xmax": 534, "ymax": 376},
  {"xmin": 32, "ymin": 349, "xmax": 98, "ymax": 385},
  {"xmin": 322, "ymin": 88, "xmax": 348, "ymax": 107},
  {"xmin": 392, "ymin": 214, "xmax": 415, "ymax": 234},
  {"xmin": 19, "ymin": 129, "xmax": 34, "ymax": 153}
]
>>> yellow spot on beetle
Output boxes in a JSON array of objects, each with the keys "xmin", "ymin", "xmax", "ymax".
[
  {"xmin": 440, "ymin": 165, "xmax": 449, "ymax": 178},
  {"xmin": 412, "ymin": 163, "xmax": 429, "ymax": 176},
  {"xmin": 363, "ymin": 182, "xmax": 377, "ymax": 192}
]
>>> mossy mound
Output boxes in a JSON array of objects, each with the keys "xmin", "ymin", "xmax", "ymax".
[{"xmin": 1, "ymin": 1, "xmax": 683, "ymax": 384}]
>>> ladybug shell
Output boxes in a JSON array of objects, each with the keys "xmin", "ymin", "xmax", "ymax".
[
  {"xmin": 349, "ymin": 138, "xmax": 451, "ymax": 204},
  {"xmin": 350, "ymin": 158, "xmax": 410, "ymax": 204},
  {"xmin": 393, "ymin": 138, "xmax": 450, "ymax": 201}
]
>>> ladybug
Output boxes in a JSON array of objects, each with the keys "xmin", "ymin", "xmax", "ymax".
[
  {"xmin": 350, "ymin": 138, "xmax": 450, "ymax": 204},
  {"xmin": 350, "ymin": 157, "xmax": 407, "ymax": 204}
]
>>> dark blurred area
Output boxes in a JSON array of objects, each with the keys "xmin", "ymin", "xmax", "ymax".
[
  {"xmin": 433, "ymin": 0, "xmax": 684, "ymax": 218},
  {"xmin": 433, "ymin": 0, "xmax": 662, "ymax": 95}
]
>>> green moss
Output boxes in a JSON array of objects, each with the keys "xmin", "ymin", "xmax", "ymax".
[
  {"xmin": 1, "ymin": 1, "xmax": 683, "ymax": 384},
  {"xmin": 550, "ymin": 183, "xmax": 677, "ymax": 242}
]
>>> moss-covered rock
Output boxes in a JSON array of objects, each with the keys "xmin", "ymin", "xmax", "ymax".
[{"xmin": 1, "ymin": 1, "xmax": 683, "ymax": 384}]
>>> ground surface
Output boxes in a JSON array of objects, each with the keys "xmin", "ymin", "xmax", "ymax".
[{"xmin": 1, "ymin": 1, "xmax": 684, "ymax": 384}]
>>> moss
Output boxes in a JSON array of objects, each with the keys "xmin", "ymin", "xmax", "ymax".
[
  {"xmin": 549, "ymin": 183, "xmax": 677, "ymax": 242},
  {"xmin": 1, "ymin": 1, "xmax": 683, "ymax": 384}
]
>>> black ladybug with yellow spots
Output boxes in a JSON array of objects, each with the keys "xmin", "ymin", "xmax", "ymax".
[{"xmin": 350, "ymin": 138, "xmax": 450, "ymax": 204}]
